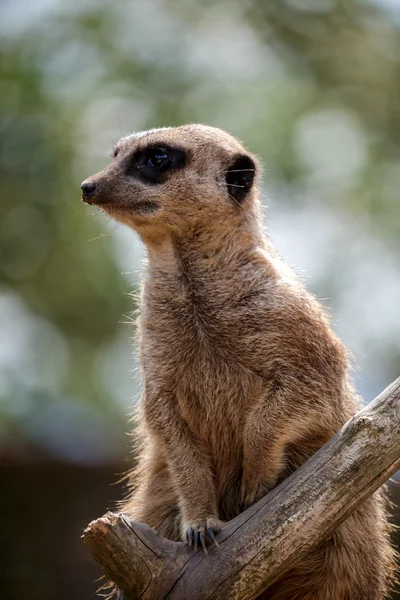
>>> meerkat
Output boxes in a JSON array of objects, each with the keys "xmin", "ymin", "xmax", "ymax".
[{"xmin": 81, "ymin": 124, "xmax": 395, "ymax": 599}]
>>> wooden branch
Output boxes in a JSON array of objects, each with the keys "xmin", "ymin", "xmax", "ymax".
[{"xmin": 83, "ymin": 377, "xmax": 400, "ymax": 600}]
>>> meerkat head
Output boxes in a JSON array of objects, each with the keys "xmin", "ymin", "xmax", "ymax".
[{"xmin": 81, "ymin": 124, "xmax": 260, "ymax": 242}]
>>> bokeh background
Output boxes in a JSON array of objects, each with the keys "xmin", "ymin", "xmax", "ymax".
[{"xmin": 1, "ymin": 0, "xmax": 399, "ymax": 598}]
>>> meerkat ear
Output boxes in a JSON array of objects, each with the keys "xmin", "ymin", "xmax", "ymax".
[{"xmin": 225, "ymin": 154, "xmax": 256, "ymax": 203}]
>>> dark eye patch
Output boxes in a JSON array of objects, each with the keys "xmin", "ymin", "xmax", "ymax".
[{"xmin": 125, "ymin": 143, "xmax": 186, "ymax": 184}]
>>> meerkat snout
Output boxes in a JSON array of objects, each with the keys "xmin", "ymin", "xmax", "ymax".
[{"xmin": 80, "ymin": 180, "xmax": 97, "ymax": 203}]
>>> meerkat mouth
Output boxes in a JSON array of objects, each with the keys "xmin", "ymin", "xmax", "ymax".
[{"xmin": 93, "ymin": 200, "xmax": 160, "ymax": 216}]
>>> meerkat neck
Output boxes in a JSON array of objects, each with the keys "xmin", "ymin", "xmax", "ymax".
[{"xmin": 144, "ymin": 220, "xmax": 278, "ymax": 292}]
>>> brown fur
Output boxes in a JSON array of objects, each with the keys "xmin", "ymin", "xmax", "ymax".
[{"xmin": 82, "ymin": 124, "xmax": 396, "ymax": 599}]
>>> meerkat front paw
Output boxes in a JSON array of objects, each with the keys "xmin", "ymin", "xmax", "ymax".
[{"xmin": 181, "ymin": 516, "xmax": 223, "ymax": 554}]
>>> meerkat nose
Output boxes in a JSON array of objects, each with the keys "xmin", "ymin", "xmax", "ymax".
[{"xmin": 81, "ymin": 181, "xmax": 97, "ymax": 203}]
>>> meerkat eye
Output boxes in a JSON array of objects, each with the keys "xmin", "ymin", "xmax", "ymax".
[
  {"xmin": 126, "ymin": 144, "xmax": 186, "ymax": 183},
  {"xmin": 146, "ymin": 151, "xmax": 169, "ymax": 169},
  {"xmin": 137, "ymin": 147, "xmax": 171, "ymax": 172}
]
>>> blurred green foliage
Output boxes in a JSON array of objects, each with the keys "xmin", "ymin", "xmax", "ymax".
[{"xmin": 1, "ymin": 0, "xmax": 400, "ymax": 463}]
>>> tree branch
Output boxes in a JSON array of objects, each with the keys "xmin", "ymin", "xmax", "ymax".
[{"xmin": 83, "ymin": 377, "xmax": 400, "ymax": 600}]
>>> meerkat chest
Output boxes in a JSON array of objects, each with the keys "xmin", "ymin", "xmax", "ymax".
[{"xmin": 140, "ymin": 296, "xmax": 265, "ymax": 440}]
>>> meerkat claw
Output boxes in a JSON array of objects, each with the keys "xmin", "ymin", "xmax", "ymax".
[
  {"xmin": 187, "ymin": 527, "xmax": 193, "ymax": 547},
  {"xmin": 193, "ymin": 526, "xmax": 199, "ymax": 552},
  {"xmin": 207, "ymin": 527, "xmax": 219, "ymax": 547},
  {"xmin": 200, "ymin": 531, "xmax": 208, "ymax": 554}
]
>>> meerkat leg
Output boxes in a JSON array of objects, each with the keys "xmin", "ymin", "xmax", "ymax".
[
  {"xmin": 124, "ymin": 467, "xmax": 182, "ymax": 541},
  {"xmin": 164, "ymin": 434, "xmax": 223, "ymax": 551},
  {"xmin": 240, "ymin": 391, "xmax": 333, "ymax": 508},
  {"xmin": 259, "ymin": 495, "xmax": 392, "ymax": 600},
  {"xmin": 123, "ymin": 442, "xmax": 182, "ymax": 541},
  {"xmin": 143, "ymin": 394, "xmax": 223, "ymax": 548}
]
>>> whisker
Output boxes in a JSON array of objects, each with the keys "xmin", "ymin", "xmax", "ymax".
[
  {"xmin": 110, "ymin": 220, "xmax": 121, "ymax": 233},
  {"xmin": 117, "ymin": 113, "xmax": 124, "ymax": 138},
  {"xmin": 105, "ymin": 137, "xmax": 120, "ymax": 157},
  {"xmin": 88, "ymin": 232, "xmax": 110, "ymax": 242},
  {"xmin": 142, "ymin": 223, "xmax": 151, "ymax": 238},
  {"xmin": 216, "ymin": 182, "xmax": 244, "ymax": 210},
  {"xmin": 227, "ymin": 183, "xmax": 245, "ymax": 188},
  {"xmin": 120, "ymin": 313, "xmax": 136, "ymax": 324},
  {"xmin": 224, "ymin": 169, "xmax": 255, "ymax": 173}
]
